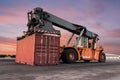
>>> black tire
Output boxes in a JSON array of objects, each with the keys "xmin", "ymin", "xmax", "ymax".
[
  {"xmin": 84, "ymin": 60, "xmax": 90, "ymax": 63},
  {"xmin": 61, "ymin": 49, "xmax": 77, "ymax": 63},
  {"xmin": 98, "ymin": 52, "xmax": 106, "ymax": 63}
]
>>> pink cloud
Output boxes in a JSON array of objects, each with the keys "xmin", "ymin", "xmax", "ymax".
[
  {"xmin": 0, "ymin": 43, "xmax": 16, "ymax": 55},
  {"xmin": 107, "ymin": 29, "xmax": 120, "ymax": 38},
  {"xmin": 0, "ymin": 36, "xmax": 16, "ymax": 44},
  {"xmin": 103, "ymin": 42, "xmax": 120, "ymax": 54},
  {"xmin": 0, "ymin": 6, "xmax": 28, "ymax": 27},
  {"xmin": 0, "ymin": 36, "xmax": 16, "ymax": 55}
]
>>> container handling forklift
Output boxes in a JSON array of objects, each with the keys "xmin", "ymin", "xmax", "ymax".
[{"xmin": 18, "ymin": 7, "xmax": 106, "ymax": 63}]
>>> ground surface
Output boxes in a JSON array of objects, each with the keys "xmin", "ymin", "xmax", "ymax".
[{"xmin": 0, "ymin": 58, "xmax": 120, "ymax": 80}]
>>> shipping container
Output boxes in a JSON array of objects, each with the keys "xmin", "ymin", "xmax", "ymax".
[{"xmin": 16, "ymin": 33, "xmax": 60, "ymax": 65}]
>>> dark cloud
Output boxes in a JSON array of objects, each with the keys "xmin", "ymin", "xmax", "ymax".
[
  {"xmin": 89, "ymin": 20, "xmax": 107, "ymax": 30},
  {"xmin": 92, "ymin": 1, "xmax": 106, "ymax": 16}
]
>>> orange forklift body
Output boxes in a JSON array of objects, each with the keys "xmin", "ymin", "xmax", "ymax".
[{"xmin": 60, "ymin": 47, "xmax": 103, "ymax": 61}]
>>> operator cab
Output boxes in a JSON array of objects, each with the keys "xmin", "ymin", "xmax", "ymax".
[{"xmin": 75, "ymin": 36, "xmax": 99, "ymax": 50}]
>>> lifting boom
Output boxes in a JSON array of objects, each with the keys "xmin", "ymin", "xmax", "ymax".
[{"xmin": 27, "ymin": 7, "xmax": 98, "ymax": 39}]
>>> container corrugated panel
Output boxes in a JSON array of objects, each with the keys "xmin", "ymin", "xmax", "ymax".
[
  {"xmin": 16, "ymin": 33, "xmax": 60, "ymax": 65},
  {"xmin": 16, "ymin": 34, "xmax": 35, "ymax": 65}
]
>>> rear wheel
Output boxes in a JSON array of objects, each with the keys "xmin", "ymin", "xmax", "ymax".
[
  {"xmin": 98, "ymin": 52, "xmax": 106, "ymax": 63},
  {"xmin": 61, "ymin": 49, "xmax": 77, "ymax": 63}
]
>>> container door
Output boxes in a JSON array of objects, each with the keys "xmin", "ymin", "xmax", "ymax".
[
  {"xmin": 48, "ymin": 36, "xmax": 60, "ymax": 64},
  {"xmin": 35, "ymin": 35, "xmax": 48, "ymax": 65},
  {"xmin": 34, "ymin": 34, "xmax": 60, "ymax": 65}
]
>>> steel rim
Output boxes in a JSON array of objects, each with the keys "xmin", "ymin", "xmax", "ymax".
[
  {"xmin": 69, "ymin": 53, "xmax": 74, "ymax": 60},
  {"xmin": 101, "ymin": 55, "xmax": 105, "ymax": 60}
]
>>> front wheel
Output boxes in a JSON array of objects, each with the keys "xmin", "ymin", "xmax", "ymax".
[
  {"xmin": 98, "ymin": 52, "xmax": 106, "ymax": 63},
  {"xmin": 61, "ymin": 49, "xmax": 77, "ymax": 63}
]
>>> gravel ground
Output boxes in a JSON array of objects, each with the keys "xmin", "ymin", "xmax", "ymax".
[{"xmin": 0, "ymin": 58, "xmax": 120, "ymax": 80}]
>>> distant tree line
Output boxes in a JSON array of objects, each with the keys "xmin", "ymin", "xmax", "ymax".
[{"xmin": 0, "ymin": 54, "xmax": 16, "ymax": 58}]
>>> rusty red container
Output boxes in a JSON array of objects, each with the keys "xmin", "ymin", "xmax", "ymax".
[{"xmin": 16, "ymin": 33, "xmax": 60, "ymax": 65}]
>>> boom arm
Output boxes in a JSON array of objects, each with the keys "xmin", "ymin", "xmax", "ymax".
[{"xmin": 27, "ymin": 7, "xmax": 98, "ymax": 39}]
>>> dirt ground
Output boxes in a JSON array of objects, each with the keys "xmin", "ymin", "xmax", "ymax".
[{"xmin": 0, "ymin": 58, "xmax": 120, "ymax": 80}]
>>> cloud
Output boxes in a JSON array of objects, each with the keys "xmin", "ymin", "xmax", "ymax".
[
  {"xmin": 107, "ymin": 29, "xmax": 120, "ymax": 38},
  {"xmin": 0, "ymin": 36, "xmax": 16, "ymax": 44},
  {"xmin": 103, "ymin": 41, "xmax": 120, "ymax": 54},
  {"xmin": 0, "ymin": 36, "xmax": 16, "ymax": 54},
  {"xmin": 0, "ymin": 6, "xmax": 27, "ymax": 27},
  {"xmin": 90, "ymin": 1, "xmax": 106, "ymax": 16},
  {"xmin": 0, "ymin": 43, "xmax": 16, "ymax": 55},
  {"xmin": 0, "ymin": 0, "xmax": 120, "ymax": 55}
]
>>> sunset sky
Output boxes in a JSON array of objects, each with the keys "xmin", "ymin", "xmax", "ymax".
[{"xmin": 0, "ymin": 0, "xmax": 120, "ymax": 55}]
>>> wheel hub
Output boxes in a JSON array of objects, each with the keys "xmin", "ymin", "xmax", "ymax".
[{"xmin": 69, "ymin": 53, "xmax": 74, "ymax": 60}]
